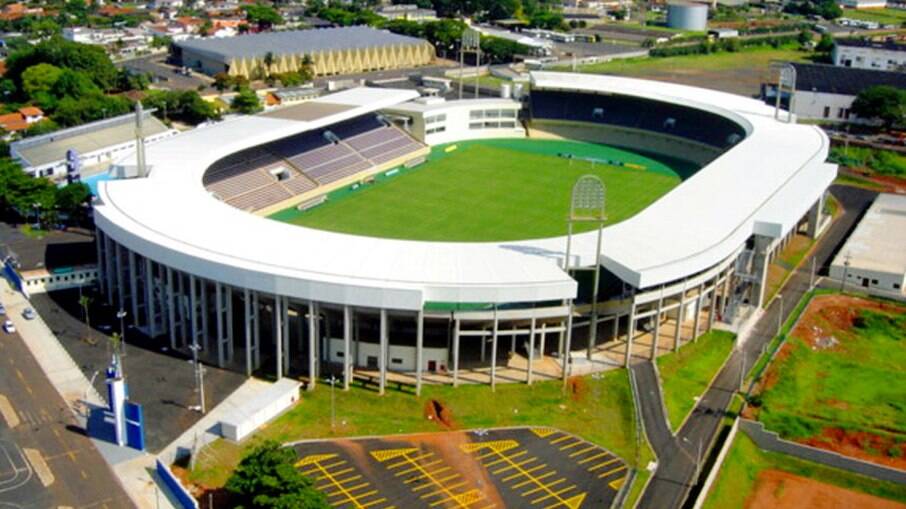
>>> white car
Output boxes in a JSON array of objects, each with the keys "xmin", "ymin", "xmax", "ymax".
[
  {"xmin": 2, "ymin": 320, "xmax": 14, "ymax": 334},
  {"xmin": 22, "ymin": 308, "xmax": 36, "ymax": 320}
]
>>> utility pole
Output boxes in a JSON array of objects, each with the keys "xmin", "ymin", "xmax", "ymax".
[
  {"xmin": 840, "ymin": 252, "xmax": 851, "ymax": 292},
  {"xmin": 117, "ymin": 309, "xmax": 128, "ymax": 374},
  {"xmin": 329, "ymin": 375, "xmax": 337, "ymax": 430},
  {"xmin": 809, "ymin": 257, "xmax": 816, "ymax": 289},
  {"xmin": 189, "ymin": 342, "xmax": 206, "ymax": 414},
  {"xmin": 776, "ymin": 294, "xmax": 784, "ymax": 337}
]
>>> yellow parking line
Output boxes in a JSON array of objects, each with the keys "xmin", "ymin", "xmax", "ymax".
[
  {"xmin": 302, "ymin": 459, "xmax": 346, "ymax": 475},
  {"xmin": 359, "ymin": 497, "xmax": 388, "ymax": 508},
  {"xmin": 549, "ymin": 435, "xmax": 572, "ymax": 445},
  {"xmin": 559, "ymin": 440, "xmax": 583, "ymax": 451},
  {"xmin": 387, "ymin": 452, "xmax": 433, "ymax": 469},
  {"xmin": 404, "ymin": 465, "xmax": 451, "ymax": 483},
  {"xmin": 483, "ymin": 450, "xmax": 527, "ymax": 468},
  {"xmin": 597, "ymin": 465, "xmax": 627, "ymax": 479},
  {"xmin": 577, "ymin": 452, "xmax": 609, "ymax": 465},
  {"xmin": 531, "ymin": 484, "xmax": 576, "ymax": 504},
  {"xmin": 308, "ymin": 461, "xmax": 368, "ymax": 509},
  {"xmin": 492, "ymin": 457, "xmax": 537, "ymax": 475},
  {"xmin": 396, "ymin": 459, "xmax": 444, "ymax": 477},
  {"xmin": 568, "ymin": 445, "xmax": 596, "ymax": 458},
  {"xmin": 512, "ymin": 470, "xmax": 555, "ymax": 489},
  {"xmin": 329, "ymin": 467, "xmax": 355, "ymax": 477},
  {"xmin": 523, "ymin": 478, "xmax": 565, "ymax": 497},
  {"xmin": 588, "ymin": 458, "xmax": 620, "ymax": 472},
  {"xmin": 334, "ymin": 474, "xmax": 363, "ymax": 485},
  {"xmin": 323, "ymin": 481, "xmax": 371, "ymax": 496},
  {"xmin": 503, "ymin": 464, "xmax": 545, "ymax": 482}
]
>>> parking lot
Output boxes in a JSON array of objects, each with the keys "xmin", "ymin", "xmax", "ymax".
[{"xmin": 291, "ymin": 427, "xmax": 626, "ymax": 509}]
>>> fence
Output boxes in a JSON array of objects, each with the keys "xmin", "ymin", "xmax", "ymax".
[{"xmin": 156, "ymin": 459, "xmax": 199, "ymax": 509}]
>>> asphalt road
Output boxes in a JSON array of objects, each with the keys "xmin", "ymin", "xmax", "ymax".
[
  {"xmin": 634, "ymin": 185, "xmax": 878, "ymax": 509},
  {"xmin": 0, "ymin": 322, "xmax": 134, "ymax": 508}
]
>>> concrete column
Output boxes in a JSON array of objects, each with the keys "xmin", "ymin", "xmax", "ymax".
[
  {"xmin": 624, "ymin": 304, "xmax": 636, "ymax": 368},
  {"xmin": 344, "ymin": 306, "xmax": 352, "ymax": 390},
  {"xmin": 281, "ymin": 299, "xmax": 290, "ymax": 375},
  {"xmin": 674, "ymin": 291, "xmax": 685, "ymax": 352},
  {"xmin": 128, "ymin": 251, "xmax": 139, "ymax": 325},
  {"xmin": 650, "ymin": 296, "xmax": 663, "ymax": 360},
  {"xmin": 379, "ymin": 308, "xmax": 388, "ymax": 395},
  {"xmin": 452, "ymin": 318, "xmax": 460, "ymax": 387},
  {"xmin": 561, "ymin": 303, "xmax": 573, "ymax": 385},
  {"xmin": 692, "ymin": 283, "xmax": 704, "ymax": 341},
  {"xmin": 145, "ymin": 258, "xmax": 155, "ymax": 337},
  {"xmin": 200, "ymin": 280, "xmax": 209, "ymax": 353},
  {"xmin": 527, "ymin": 317, "xmax": 536, "ymax": 385},
  {"xmin": 115, "ymin": 243, "xmax": 125, "ymax": 309},
  {"xmin": 215, "ymin": 283, "xmax": 225, "ymax": 368},
  {"xmin": 189, "ymin": 275, "xmax": 198, "ymax": 353},
  {"xmin": 226, "ymin": 287, "xmax": 234, "ymax": 362},
  {"xmin": 274, "ymin": 295, "xmax": 283, "ymax": 380},
  {"xmin": 415, "ymin": 310, "xmax": 424, "ymax": 396},
  {"xmin": 308, "ymin": 301, "xmax": 317, "ymax": 390},
  {"xmin": 807, "ymin": 195, "xmax": 823, "ymax": 238},
  {"xmin": 708, "ymin": 274, "xmax": 719, "ymax": 330},
  {"xmin": 612, "ymin": 314, "xmax": 619, "ymax": 344},
  {"xmin": 751, "ymin": 234, "xmax": 773, "ymax": 309},
  {"xmin": 167, "ymin": 267, "xmax": 176, "ymax": 350},
  {"xmin": 244, "ymin": 288, "xmax": 252, "ymax": 376},
  {"xmin": 95, "ymin": 230, "xmax": 106, "ymax": 297},
  {"xmin": 539, "ymin": 322, "xmax": 547, "ymax": 359},
  {"xmin": 490, "ymin": 307, "xmax": 499, "ymax": 391},
  {"xmin": 722, "ymin": 271, "xmax": 733, "ymax": 318},
  {"xmin": 105, "ymin": 236, "xmax": 116, "ymax": 306},
  {"xmin": 252, "ymin": 292, "xmax": 260, "ymax": 369}
]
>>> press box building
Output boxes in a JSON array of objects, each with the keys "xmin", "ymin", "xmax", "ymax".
[{"xmin": 173, "ymin": 26, "xmax": 435, "ymax": 79}]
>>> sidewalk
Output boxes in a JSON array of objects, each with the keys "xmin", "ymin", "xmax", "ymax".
[{"xmin": 0, "ymin": 285, "xmax": 177, "ymax": 509}]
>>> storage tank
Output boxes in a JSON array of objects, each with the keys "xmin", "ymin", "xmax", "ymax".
[{"xmin": 666, "ymin": 1, "xmax": 708, "ymax": 31}]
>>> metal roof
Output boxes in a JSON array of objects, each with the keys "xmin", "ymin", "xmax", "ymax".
[
  {"xmin": 12, "ymin": 112, "xmax": 171, "ymax": 168},
  {"xmin": 791, "ymin": 62, "xmax": 906, "ymax": 96},
  {"xmin": 175, "ymin": 26, "xmax": 429, "ymax": 62},
  {"xmin": 831, "ymin": 193, "xmax": 906, "ymax": 276}
]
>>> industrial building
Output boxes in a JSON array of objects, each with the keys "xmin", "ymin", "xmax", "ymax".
[
  {"xmin": 833, "ymin": 38, "xmax": 906, "ymax": 71},
  {"xmin": 173, "ymin": 26, "xmax": 435, "ymax": 79},
  {"xmin": 830, "ymin": 193, "xmax": 906, "ymax": 297},
  {"xmin": 666, "ymin": 1, "xmax": 708, "ymax": 31}
]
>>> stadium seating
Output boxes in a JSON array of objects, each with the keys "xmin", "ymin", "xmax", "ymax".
[
  {"xmin": 203, "ymin": 114, "xmax": 426, "ymax": 212},
  {"xmin": 529, "ymin": 90, "xmax": 746, "ymax": 149}
]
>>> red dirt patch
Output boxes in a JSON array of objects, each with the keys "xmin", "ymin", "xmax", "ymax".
[
  {"xmin": 791, "ymin": 295, "xmax": 906, "ymax": 347},
  {"xmin": 424, "ymin": 399, "xmax": 458, "ymax": 430},
  {"xmin": 799, "ymin": 427, "xmax": 906, "ymax": 471},
  {"xmin": 746, "ymin": 469, "xmax": 906, "ymax": 509},
  {"xmin": 567, "ymin": 376, "xmax": 588, "ymax": 402}
]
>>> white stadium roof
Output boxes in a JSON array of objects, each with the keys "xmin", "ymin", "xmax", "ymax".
[{"xmin": 95, "ymin": 76, "xmax": 835, "ymax": 310}]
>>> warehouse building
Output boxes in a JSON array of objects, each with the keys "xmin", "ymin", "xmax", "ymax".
[{"xmin": 173, "ymin": 26, "xmax": 435, "ymax": 79}]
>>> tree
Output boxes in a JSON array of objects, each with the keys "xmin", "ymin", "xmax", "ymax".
[
  {"xmin": 797, "ymin": 29, "xmax": 812, "ymax": 47},
  {"xmin": 21, "ymin": 63, "xmax": 64, "ymax": 104},
  {"xmin": 143, "ymin": 90, "xmax": 221, "ymax": 125},
  {"xmin": 243, "ymin": 4, "xmax": 284, "ymax": 31},
  {"xmin": 55, "ymin": 182, "xmax": 91, "ymax": 223},
  {"xmin": 480, "ymin": 36, "xmax": 530, "ymax": 64},
  {"xmin": 851, "ymin": 85, "xmax": 906, "ymax": 129},
  {"xmin": 78, "ymin": 294, "xmax": 93, "ymax": 340},
  {"xmin": 816, "ymin": 33, "xmax": 834, "ymax": 53},
  {"xmin": 232, "ymin": 87, "xmax": 262, "ymax": 114},
  {"xmin": 5, "ymin": 37, "xmax": 119, "ymax": 96},
  {"xmin": 226, "ymin": 441, "xmax": 329, "ymax": 509}
]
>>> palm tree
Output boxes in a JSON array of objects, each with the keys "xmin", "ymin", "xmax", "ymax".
[{"xmin": 78, "ymin": 294, "xmax": 92, "ymax": 340}]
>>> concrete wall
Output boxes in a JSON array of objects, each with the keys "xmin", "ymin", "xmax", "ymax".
[
  {"xmin": 828, "ymin": 265, "xmax": 905, "ymax": 296},
  {"xmin": 385, "ymin": 100, "xmax": 526, "ymax": 146},
  {"xmin": 327, "ymin": 338, "xmax": 449, "ymax": 372},
  {"xmin": 792, "ymin": 91, "xmax": 856, "ymax": 122},
  {"xmin": 833, "ymin": 45, "xmax": 906, "ymax": 71}
]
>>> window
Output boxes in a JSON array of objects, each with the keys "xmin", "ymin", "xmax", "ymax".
[
  {"xmin": 894, "ymin": 283, "xmax": 901, "ymax": 290},
  {"xmin": 501, "ymin": 121, "xmax": 516, "ymax": 128},
  {"xmin": 391, "ymin": 358, "xmax": 403, "ymax": 365},
  {"xmin": 469, "ymin": 122, "xmax": 483, "ymax": 130},
  {"xmin": 823, "ymin": 106, "xmax": 830, "ymax": 118},
  {"xmin": 425, "ymin": 114, "xmax": 446, "ymax": 125},
  {"xmin": 501, "ymin": 109, "xmax": 517, "ymax": 118},
  {"xmin": 469, "ymin": 110, "xmax": 484, "ymax": 120},
  {"xmin": 871, "ymin": 279, "xmax": 878, "ymax": 285},
  {"xmin": 837, "ymin": 107, "xmax": 846, "ymax": 118},
  {"xmin": 485, "ymin": 109, "xmax": 500, "ymax": 119},
  {"xmin": 336, "ymin": 351, "xmax": 344, "ymax": 358},
  {"xmin": 426, "ymin": 126, "xmax": 446, "ymax": 134}
]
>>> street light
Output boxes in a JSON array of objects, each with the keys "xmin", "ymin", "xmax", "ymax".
[
  {"xmin": 682, "ymin": 436, "xmax": 703, "ymax": 485},
  {"xmin": 840, "ymin": 252, "xmax": 851, "ymax": 292},
  {"xmin": 116, "ymin": 309, "xmax": 128, "ymax": 360},
  {"xmin": 329, "ymin": 375, "xmax": 338, "ymax": 431},
  {"xmin": 188, "ymin": 343, "xmax": 206, "ymax": 414}
]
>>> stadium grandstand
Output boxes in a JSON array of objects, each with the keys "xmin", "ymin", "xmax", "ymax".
[
  {"xmin": 93, "ymin": 74, "xmax": 836, "ymax": 395},
  {"xmin": 173, "ymin": 26, "xmax": 435, "ymax": 79}
]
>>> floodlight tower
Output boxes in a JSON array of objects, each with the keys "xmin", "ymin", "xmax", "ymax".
[
  {"xmin": 563, "ymin": 175, "xmax": 606, "ymax": 386},
  {"xmin": 770, "ymin": 61, "xmax": 797, "ymax": 124}
]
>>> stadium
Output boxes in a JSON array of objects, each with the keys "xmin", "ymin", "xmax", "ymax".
[{"xmin": 92, "ymin": 72, "xmax": 836, "ymax": 394}]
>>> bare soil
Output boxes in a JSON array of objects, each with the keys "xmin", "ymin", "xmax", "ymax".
[
  {"xmin": 801, "ymin": 427, "xmax": 906, "ymax": 471},
  {"xmin": 424, "ymin": 398, "xmax": 458, "ymax": 430},
  {"xmin": 791, "ymin": 295, "xmax": 905, "ymax": 348},
  {"xmin": 746, "ymin": 469, "xmax": 906, "ymax": 509}
]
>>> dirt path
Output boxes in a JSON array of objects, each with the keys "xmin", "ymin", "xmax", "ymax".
[{"xmin": 747, "ymin": 469, "xmax": 906, "ymax": 509}]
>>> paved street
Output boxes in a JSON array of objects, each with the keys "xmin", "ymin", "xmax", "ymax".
[
  {"xmin": 0, "ymin": 315, "xmax": 134, "ymax": 508},
  {"xmin": 634, "ymin": 185, "xmax": 878, "ymax": 509}
]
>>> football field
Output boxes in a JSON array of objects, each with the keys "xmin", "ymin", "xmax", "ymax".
[{"xmin": 271, "ymin": 139, "xmax": 689, "ymax": 242}]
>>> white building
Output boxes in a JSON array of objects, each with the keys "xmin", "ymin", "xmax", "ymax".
[
  {"xmin": 830, "ymin": 193, "xmax": 906, "ymax": 297},
  {"xmin": 11, "ymin": 112, "xmax": 178, "ymax": 180},
  {"xmin": 383, "ymin": 97, "xmax": 525, "ymax": 146},
  {"xmin": 839, "ymin": 0, "xmax": 886, "ymax": 9},
  {"xmin": 375, "ymin": 4, "xmax": 438, "ymax": 21},
  {"xmin": 473, "ymin": 26, "xmax": 554, "ymax": 56},
  {"xmin": 833, "ymin": 38, "xmax": 906, "ymax": 71},
  {"xmin": 768, "ymin": 62, "xmax": 906, "ymax": 122}
]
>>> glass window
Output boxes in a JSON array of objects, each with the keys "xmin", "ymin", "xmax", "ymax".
[
  {"xmin": 469, "ymin": 110, "xmax": 484, "ymax": 119},
  {"xmin": 486, "ymin": 109, "xmax": 500, "ymax": 118},
  {"xmin": 469, "ymin": 122, "xmax": 483, "ymax": 129}
]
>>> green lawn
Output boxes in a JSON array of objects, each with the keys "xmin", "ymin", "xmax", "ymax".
[
  {"xmin": 756, "ymin": 302, "xmax": 906, "ymax": 441},
  {"xmin": 703, "ymin": 432, "xmax": 906, "ymax": 508},
  {"xmin": 842, "ymin": 8, "xmax": 906, "ymax": 25},
  {"xmin": 564, "ymin": 43, "xmax": 809, "ymax": 76},
  {"xmin": 657, "ymin": 330, "xmax": 736, "ymax": 431},
  {"xmin": 271, "ymin": 139, "xmax": 686, "ymax": 242},
  {"xmin": 189, "ymin": 370, "xmax": 652, "ymax": 490},
  {"xmin": 830, "ymin": 145, "xmax": 906, "ymax": 178}
]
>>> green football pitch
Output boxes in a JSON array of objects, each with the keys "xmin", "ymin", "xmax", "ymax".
[{"xmin": 270, "ymin": 139, "xmax": 692, "ymax": 242}]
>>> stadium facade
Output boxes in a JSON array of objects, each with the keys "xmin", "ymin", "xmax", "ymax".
[
  {"xmin": 93, "ymin": 73, "xmax": 836, "ymax": 394},
  {"xmin": 173, "ymin": 26, "xmax": 435, "ymax": 79}
]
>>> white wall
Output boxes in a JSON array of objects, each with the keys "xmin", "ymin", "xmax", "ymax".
[
  {"xmin": 327, "ymin": 338, "xmax": 449, "ymax": 372},
  {"xmin": 792, "ymin": 91, "xmax": 856, "ymax": 122},
  {"xmin": 21, "ymin": 267, "xmax": 98, "ymax": 294},
  {"xmin": 386, "ymin": 99, "xmax": 526, "ymax": 146},
  {"xmin": 829, "ymin": 265, "xmax": 905, "ymax": 296},
  {"xmin": 833, "ymin": 45, "xmax": 906, "ymax": 71}
]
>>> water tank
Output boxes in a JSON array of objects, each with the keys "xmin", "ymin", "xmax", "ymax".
[
  {"xmin": 666, "ymin": 2, "xmax": 708, "ymax": 31},
  {"xmin": 500, "ymin": 83, "xmax": 512, "ymax": 99}
]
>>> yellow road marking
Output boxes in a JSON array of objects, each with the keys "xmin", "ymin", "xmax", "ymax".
[
  {"xmin": 492, "ymin": 457, "xmax": 537, "ymax": 475},
  {"xmin": 373, "ymin": 448, "xmax": 483, "ymax": 508},
  {"xmin": 296, "ymin": 455, "xmax": 372, "ymax": 509},
  {"xmin": 587, "ymin": 458, "xmax": 620, "ymax": 472},
  {"xmin": 531, "ymin": 485, "xmax": 576, "ymax": 505},
  {"xmin": 461, "ymin": 442, "xmax": 586, "ymax": 509},
  {"xmin": 360, "ymin": 498, "xmax": 388, "ymax": 508},
  {"xmin": 577, "ymin": 452, "xmax": 609, "ymax": 465},
  {"xmin": 504, "ymin": 464, "xmax": 545, "ymax": 482},
  {"xmin": 0, "ymin": 394, "xmax": 20, "ymax": 428},
  {"xmin": 396, "ymin": 459, "xmax": 443, "ymax": 476},
  {"xmin": 549, "ymin": 435, "xmax": 572, "ymax": 445},
  {"xmin": 559, "ymin": 441, "xmax": 584, "ymax": 451},
  {"xmin": 597, "ymin": 465, "xmax": 627, "ymax": 480},
  {"xmin": 568, "ymin": 445, "xmax": 596, "ymax": 458},
  {"xmin": 403, "ymin": 465, "xmax": 451, "ymax": 483},
  {"xmin": 387, "ymin": 452, "xmax": 433, "ymax": 469},
  {"xmin": 23, "ymin": 449, "xmax": 54, "ymax": 487},
  {"xmin": 513, "ymin": 471, "xmax": 555, "ymax": 489},
  {"xmin": 523, "ymin": 478, "xmax": 565, "ymax": 497},
  {"xmin": 609, "ymin": 476, "xmax": 627, "ymax": 490},
  {"xmin": 531, "ymin": 427, "xmax": 557, "ymax": 438},
  {"xmin": 484, "ymin": 450, "xmax": 527, "ymax": 469},
  {"xmin": 296, "ymin": 454, "xmax": 338, "ymax": 467}
]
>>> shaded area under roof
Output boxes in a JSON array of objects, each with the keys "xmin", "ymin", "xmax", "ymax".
[{"xmin": 175, "ymin": 26, "xmax": 428, "ymax": 62}]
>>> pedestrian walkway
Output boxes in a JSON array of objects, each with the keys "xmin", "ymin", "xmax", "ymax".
[{"xmin": 0, "ymin": 285, "xmax": 177, "ymax": 509}]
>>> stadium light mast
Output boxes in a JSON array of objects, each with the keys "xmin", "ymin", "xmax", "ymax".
[
  {"xmin": 135, "ymin": 101, "xmax": 148, "ymax": 178},
  {"xmin": 563, "ymin": 175, "xmax": 607, "ymax": 385},
  {"xmin": 770, "ymin": 61, "xmax": 797, "ymax": 124}
]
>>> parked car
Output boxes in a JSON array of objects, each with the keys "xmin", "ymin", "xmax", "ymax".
[
  {"xmin": 2, "ymin": 320, "xmax": 14, "ymax": 334},
  {"xmin": 0, "ymin": 304, "xmax": 5, "ymax": 315},
  {"xmin": 22, "ymin": 308, "xmax": 36, "ymax": 320}
]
